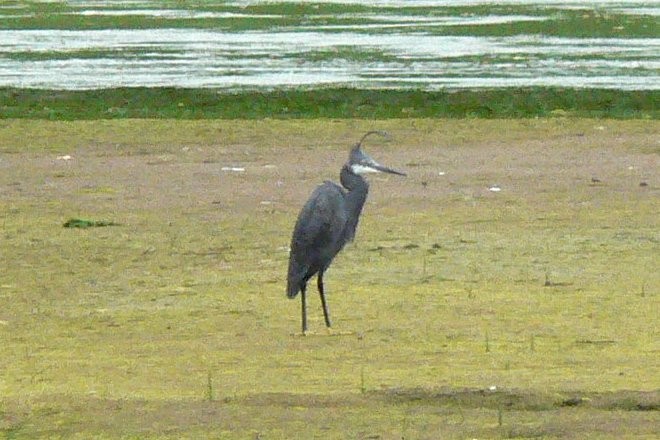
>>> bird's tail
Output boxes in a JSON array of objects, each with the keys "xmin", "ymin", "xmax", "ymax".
[
  {"xmin": 286, "ymin": 274, "xmax": 300, "ymax": 299},
  {"xmin": 286, "ymin": 279, "xmax": 300, "ymax": 299},
  {"xmin": 286, "ymin": 258, "xmax": 304, "ymax": 298}
]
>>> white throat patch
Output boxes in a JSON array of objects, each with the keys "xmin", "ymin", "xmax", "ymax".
[{"xmin": 351, "ymin": 163, "xmax": 380, "ymax": 175}]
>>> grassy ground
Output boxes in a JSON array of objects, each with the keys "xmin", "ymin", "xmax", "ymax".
[
  {"xmin": 0, "ymin": 118, "xmax": 658, "ymax": 438},
  {"xmin": 2, "ymin": 87, "xmax": 658, "ymax": 120}
]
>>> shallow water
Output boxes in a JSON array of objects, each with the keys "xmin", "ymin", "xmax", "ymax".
[{"xmin": 1, "ymin": 1, "xmax": 658, "ymax": 90}]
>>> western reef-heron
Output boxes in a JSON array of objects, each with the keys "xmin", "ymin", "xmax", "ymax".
[{"xmin": 286, "ymin": 131, "xmax": 406, "ymax": 333}]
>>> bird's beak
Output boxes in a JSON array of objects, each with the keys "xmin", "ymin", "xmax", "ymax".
[
  {"xmin": 351, "ymin": 158, "xmax": 407, "ymax": 176},
  {"xmin": 365, "ymin": 155, "xmax": 407, "ymax": 176},
  {"xmin": 371, "ymin": 162, "xmax": 406, "ymax": 176}
]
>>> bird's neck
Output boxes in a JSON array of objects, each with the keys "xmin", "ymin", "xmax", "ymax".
[
  {"xmin": 340, "ymin": 165, "xmax": 369, "ymax": 242},
  {"xmin": 341, "ymin": 165, "xmax": 369, "ymax": 194}
]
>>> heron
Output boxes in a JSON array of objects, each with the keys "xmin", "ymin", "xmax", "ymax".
[{"xmin": 286, "ymin": 131, "xmax": 406, "ymax": 334}]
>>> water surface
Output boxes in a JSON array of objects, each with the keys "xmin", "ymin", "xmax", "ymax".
[{"xmin": 1, "ymin": 0, "xmax": 658, "ymax": 90}]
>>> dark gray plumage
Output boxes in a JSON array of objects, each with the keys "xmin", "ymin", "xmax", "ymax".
[{"xmin": 286, "ymin": 131, "xmax": 406, "ymax": 333}]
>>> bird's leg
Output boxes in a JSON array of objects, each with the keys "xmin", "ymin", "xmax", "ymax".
[
  {"xmin": 301, "ymin": 283, "xmax": 308, "ymax": 334},
  {"xmin": 318, "ymin": 271, "xmax": 332, "ymax": 328}
]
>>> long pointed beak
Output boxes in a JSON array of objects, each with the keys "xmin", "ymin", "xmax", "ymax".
[
  {"xmin": 352, "ymin": 159, "xmax": 407, "ymax": 176},
  {"xmin": 373, "ymin": 163, "xmax": 406, "ymax": 176}
]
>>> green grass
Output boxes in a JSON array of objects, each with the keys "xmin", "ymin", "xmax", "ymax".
[
  {"xmin": 0, "ymin": 119, "xmax": 658, "ymax": 438},
  {"xmin": 421, "ymin": 9, "xmax": 659, "ymax": 38},
  {"xmin": 1, "ymin": 2, "xmax": 657, "ymax": 37},
  {"xmin": 1, "ymin": 87, "xmax": 657, "ymax": 120},
  {"xmin": 301, "ymin": 48, "xmax": 400, "ymax": 63},
  {"xmin": 2, "ymin": 48, "xmax": 182, "ymax": 62}
]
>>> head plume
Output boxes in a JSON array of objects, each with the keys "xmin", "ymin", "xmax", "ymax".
[{"xmin": 354, "ymin": 131, "xmax": 392, "ymax": 150}]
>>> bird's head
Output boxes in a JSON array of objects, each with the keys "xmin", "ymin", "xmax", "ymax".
[{"xmin": 347, "ymin": 131, "xmax": 406, "ymax": 177}]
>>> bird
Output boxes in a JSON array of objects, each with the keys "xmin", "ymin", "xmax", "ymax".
[{"xmin": 286, "ymin": 131, "xmax": 406, "ymax": 334}]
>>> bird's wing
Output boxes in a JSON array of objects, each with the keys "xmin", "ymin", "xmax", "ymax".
[
  {"xmin": 291, "ymin": 182, "xmax": 347, "ymax": 256},
  {"xmin": 287, "ymin": 182, "xmax": 347, "ymax": 294}
]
